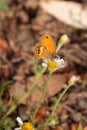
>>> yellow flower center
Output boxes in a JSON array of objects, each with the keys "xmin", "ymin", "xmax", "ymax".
[
  {"xmin": 22, "ymin": 122, "xmax": 34, "ymax": 130},
  {"xmin": 47, "ymin": 61, "xmax": 58, "ymax": 69}
]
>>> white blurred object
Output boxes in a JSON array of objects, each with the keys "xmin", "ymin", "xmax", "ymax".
[{"xmin": 40, "ymin": 0, "xmax": 87, "ymax": 29}]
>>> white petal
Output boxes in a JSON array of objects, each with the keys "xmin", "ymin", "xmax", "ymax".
[
  {"xmin": 59, "ymin": 59, "xmax": 65, "ymax": 67},
  {"xmin": 16, "ymin": 117, "xmax": 23, "ymax": 125},
  {"xmin": 14, "ymin": 127, "xmax": 21, "ymax": 130},
  {"xmin": 70, "ymin": 76, "xmax": 79, "ymax": 81},
  {"xmin": 42, "ymin": 62, "xmax": 47, "ymax": 67},
  {"xmin": 70, "ymin": 76, "xmax": 76, "ymax": 81},
  {"xmin": 55, "ymin": 58, "xmax": 64, "ymax": 68}
]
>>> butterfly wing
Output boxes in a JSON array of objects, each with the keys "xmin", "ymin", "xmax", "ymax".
[
  {"xmin": 34, "ymin": 43, "xmax": 51, "ymax": 59},
  {"xmin": 40, "ymin": 34, "xmax": 56, "ymax": 56}
]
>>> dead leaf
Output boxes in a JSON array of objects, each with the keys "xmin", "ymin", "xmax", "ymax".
[
  {"xmin": 84, "ymin": 126, "xmax": 87, "ymax": 130},
  {"xmin": 52, "ymin": 125, "xmax": 63, "ymax": 130},
  {"xmin": 9, "ymin": 74, "xmax": 66, "ymax": 107},
  {"xmin": 15, "ymin": 47, "xmax": 23, "ymax": 57},
  {"xmin": 26, "ymin": 74, "xmax": 66, "ymax": 109},
  {"xmin": 35, "ymin": 107, "xmax": 46, "ymax": 123},
  {"xmin": 9, "ymin": 82, "xmax": 26, "ymax": 104},
  {"xmin": 40, "ymin": 1, "xmax": 87, "ymax": 29},
  {"xmin": 28, "ymin": 74, "xmax": 66, "ymax": 98},
  {"xmin": 0, "ymin": 38, "xmax": 9, "ymax": 51},
  {"xmin": 81, "ymin": 73, "xmax": 87, "ymax": 80},
  {"xmin": 70, "ymin": 123, "xmax": 78, "ymax": 130}
]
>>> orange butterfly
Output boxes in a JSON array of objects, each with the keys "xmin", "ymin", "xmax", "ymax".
[{"xmin": 34, "ymin": 34, "xmax": 56, "ymax": 60}]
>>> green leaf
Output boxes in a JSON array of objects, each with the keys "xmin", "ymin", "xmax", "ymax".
[{"xmin": 0, "ymin": 0, "xmax": 9, "ymax": 11}]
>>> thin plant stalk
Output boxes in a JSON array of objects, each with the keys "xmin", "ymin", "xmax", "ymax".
[
  {"xmin": 44, "ymin": 83, "xmax": 73, "ymax": 127},
  {"xmin": 2, "ymin": 67, "xmax": 46, "ymax": 119},
  {"xmin": 32, "ymin": 71, "xmax": 53, "ymax": 124}
]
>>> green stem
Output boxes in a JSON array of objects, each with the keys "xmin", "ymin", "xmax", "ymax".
[
  {"xmin": 32, "ymin": 71, "xmax": 52, "ymax": 124},
  {"xmin": 2, "ymin": 67, "xmax": 46, "ymax": 119},
  {"xmin": 44, "ymin": 83, "xmax": 72, "ymax": 126},
  {"xmin": 56, "ymin": 41, "xmax": 63, "ymax": 53}
]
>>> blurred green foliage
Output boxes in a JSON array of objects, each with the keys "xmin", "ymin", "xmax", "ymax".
[
  {"xmin": 0, "ymin": 0, "xmax": 9, "ymax": 11},
  {"xmin": 0, "ymin": 118, "xmax": 15, "ymax": 130},
  {"xmin": 0, "ymin": 80, "xmax": 15, "ymax": 129},
  {"xmin": 0, "ymin": 0, "xmax": 9, "ymax": 26}
]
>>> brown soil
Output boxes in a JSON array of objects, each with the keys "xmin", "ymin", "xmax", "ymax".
[{"xmin": 0, "ymin": 0, "xmax": 87, "ymax": 130}]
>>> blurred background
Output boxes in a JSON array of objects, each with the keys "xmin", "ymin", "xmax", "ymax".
[{"xmin": 0, "ymin": 0, "xmax": 87, "ymax": 130}]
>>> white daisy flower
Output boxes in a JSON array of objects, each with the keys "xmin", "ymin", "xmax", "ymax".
[
  {"xmin": 14, "ymin": 117, "xmax": 34, "ymax": 130},
  {"xmin": 42, "ymin": 57, "xmax": 64, "ymax": 71}
]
